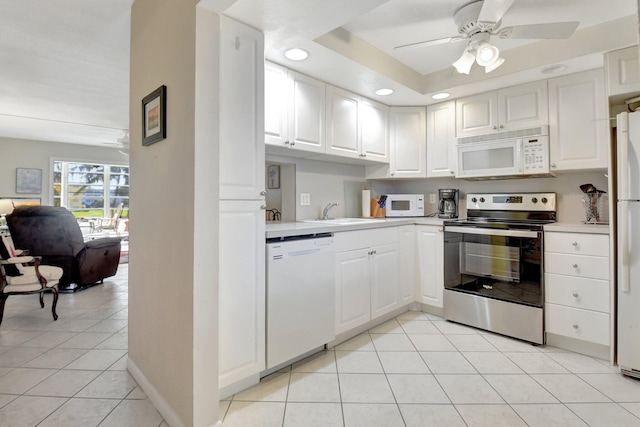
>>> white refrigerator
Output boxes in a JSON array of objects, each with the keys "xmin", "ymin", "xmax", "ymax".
[{"xmin": 617, "ymin": 110, "xmax": 640, "ymax": 378}]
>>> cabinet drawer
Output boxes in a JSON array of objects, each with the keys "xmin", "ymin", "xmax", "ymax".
[
  {"xmin": 544, "ymin": 253, "xmax": 609, "ymax": 280},
  {"xmin": 545, "ymin": 232, "xmax": 609, "ymax": 256},
  {"xmin": 545, "ymin": 273, "xmax": 609, "ymax": 313},
  {"xmin": 335, "ymin": 227, "xmax": 398, "ymax": 252},
  {"xmin": 545, "ymin": 303, "xmax": 609, "ymax": 346}
]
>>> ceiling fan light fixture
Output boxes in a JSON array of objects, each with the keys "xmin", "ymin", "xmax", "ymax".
[
  {"xmin": 475, "ymin": 43, "xmax": 499, "ymax": 66},
  {"xmin": 453, "ymin": 50, "xmax": 475, "ymax": 75},
  {"xmin": 484, "ymin": 57, "xmax": 505, "ymax": 73}
]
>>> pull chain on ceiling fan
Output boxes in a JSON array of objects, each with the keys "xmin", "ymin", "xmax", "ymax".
[{"xmin": 394, "ymin": 0, "xmax": 579, "ymax": 74}]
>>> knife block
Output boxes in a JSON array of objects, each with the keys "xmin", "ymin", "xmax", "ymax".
[{"xmin": 370, "ymin": 199, "xmax": 385, "ymax": 218}]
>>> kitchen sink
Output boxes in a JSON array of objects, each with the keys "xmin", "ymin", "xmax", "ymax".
[{"xmin": 301, "ymin": 218, "xmax": 386, "ymax": 225}]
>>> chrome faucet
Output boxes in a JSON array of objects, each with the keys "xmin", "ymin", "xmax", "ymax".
[{"xmin": 322, "ymin": 202, "xmax": 339, "ymax": 220}]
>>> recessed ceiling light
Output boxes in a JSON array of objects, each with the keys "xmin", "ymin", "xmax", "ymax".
[
  {"xmin": 432, "ymin": 92, "xmax": 451, "ymax": 100},
  {"xmin": 375, "ymin": 88, "xmax": 393, "ymax": 96},
  {"xmin": 541, "ymin": 64, "xmax": 567, "ymax": 74},
  {"xmin": 284, "ymin": 48, "xmax": 309, "ymax": 61}
]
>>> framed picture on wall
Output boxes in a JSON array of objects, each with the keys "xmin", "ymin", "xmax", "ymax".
[
  {"xmin": 15, "ymin": 168, "xmax": 42, "ymax": 194},
  {"xmin": 142, "ymin": 85, "xmax": 167, "ymax": 146},
  {"xmin": 267, "ymin": 165, "xmax": 280, "ymax": 189}
]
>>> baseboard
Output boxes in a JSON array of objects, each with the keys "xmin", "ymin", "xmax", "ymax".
[
  {"xmin": 545, "ymin": 333, "xmax": 611, "ymax": 361},
  {"xmin": 419, "ymin": 303, "xmax": 443, "ymax": 317},
  {"xmin": 127, "ymin": 357, "xmax": 187, "ymax": 427},
  {"xmin": 328, "ymin": 304, "xmax": 412, "ymax": 348}
]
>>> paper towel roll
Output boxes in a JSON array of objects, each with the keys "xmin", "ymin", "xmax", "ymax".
[{"xmin": 362, "ymin": 188, "xmax": 371, "ymax": 217}]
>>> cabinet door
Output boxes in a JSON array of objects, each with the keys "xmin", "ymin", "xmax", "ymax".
[
  {"xmin": 219, "ymin": 18, "xmax": 265, "ymax": 200},
  {"xmin": 416, "ymin": 225, "xmax": 444, "ymax": 308},
  {"xmin": 288, "ymin": 70, "xmax": 326, "ymax": 153},
  {"xmin": 498, "ymin": 80, "xmax": 548, "ymax": 131},
  {"xmin": 607, "ymin": 46, "xmax": 640, "ymax": 97},
  {"xmin": 548, "ymin": 69, "xmax": 609, "ymax": 171},
  {"xmin": 335, "ymin": 249, "xmax": 371, "ymax": 334},
  {"xmin": 389, "ymin": 107, "xmax": 426, "ymax": 178},
  {"xmin": 370, "ymin": 243, "xmax": 399, "ymax": 319},
  {"xmin": 219, "ymin": 200, "xmax": 266, "ymax": 388},
  {"xmin": 426, "ymin": 101, "xmax": 457, "ymax": 177},
  {"xmin": 360, "ymin": 98, "xmax": 389, "ymax": 162},
  {"xmin": 456, "ymin": 91, "xmax": 498, "ymax": 137},
  {"xmin": 265, "ymin": 61, "xmax": 289, "ymax": 147},
  {"xmin": 397, "ymin": 225, "xmax": 416, "ymax": 305},
  {"xmin": 325, "ymin": 85, "xmax": 360, "ymax": 159}
]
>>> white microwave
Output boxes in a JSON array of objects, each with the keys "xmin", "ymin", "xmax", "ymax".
[
  {"xmin": 456, "ymin": 127, "xmax": 553, "ymax": 180},
  {"xmin": 384, "ymin": 194, "xmax": 425, "ymax": 217}
]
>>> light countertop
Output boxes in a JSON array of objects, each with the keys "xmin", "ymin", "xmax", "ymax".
[
  {"xmin": 543, "ymin": 222, "xmax": 610, "ymax": 234},
  {"xmin": 266, "ymin": 217, "xmax": 445, "ymax": 239}
]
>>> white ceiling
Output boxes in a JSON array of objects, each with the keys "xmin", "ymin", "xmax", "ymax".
[{"xmin": 1, "ymin": 0, "xmax": 637, "ymax": 147}]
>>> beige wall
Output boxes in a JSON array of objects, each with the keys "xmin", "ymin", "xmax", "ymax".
[
  {"xmin": 129, "ymin": 1, "xmax": 219, "ymax": 426},
  {"xmin": 0, "ymin": 137, "xmax": 126, "ymax": 204}
]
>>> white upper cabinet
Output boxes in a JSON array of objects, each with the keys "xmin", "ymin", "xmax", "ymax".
[
  {"xmin": 606, "ymin": 46, "xmax": 640, "ymax": 97},
  {"xmin": 288, "ymin": 70, "xmax": 326, "ymax": 153},
  {"xmin": 456, "ymin": 80, "xmax": 548, "ymax": 137},
  {"xmin": 548, "ymin": 68, "xmax": 609, "ymax": 171},
  {"xmin": 264, "ymin": 61, "xmax": 289, "ymax": 147},
  {"xmin": 326, "ymin": 85, "xmax": 389, "ymax": 162},
  {"xmin": 360, "ymin": 98, "xmax": 389, "ymax": 162},
  {"xmin": 426, "ymin": 101, "xmax": 457, "ymax": 177},
  {"xmin": 264, "ymin": 62, "xmax": 326, "ymax": 154},
  {"xmin": 389, "ymin": 106, "xmax": 427, "ymax": 178},
  {"xmin": 219, "ymin": 16, "xmax": 265, "ymax": 200},
  {"xmin": 326, "ymin": 85, "xmax": 360, "ymax": 159}
]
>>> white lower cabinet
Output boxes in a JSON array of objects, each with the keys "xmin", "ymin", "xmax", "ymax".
[
  {"xmin": 544, "ymin": 231, "xmax": 611, "ymax": 353},
  {"xmin": 219, "ymin": 200, "xmax": 265, "ymax": 389},
  {"xmin": 398, "ymin": 225, "xmax": 416, "ymax": 305},
  {"xmin": 416, "ymin": 225, "xmax": 444, "ymax": 308},
  {"xmin": 334, "ymin": 228, "xmax": 400, "ymax": 335},
  {"xmin": 335, "ymin": 248, "xmax": 371, "ymax": 334}
]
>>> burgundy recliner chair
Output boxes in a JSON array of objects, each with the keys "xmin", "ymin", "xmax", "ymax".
[{"xmin": 7, "ymin": 206, "xmax": 122, "ymax": 291}]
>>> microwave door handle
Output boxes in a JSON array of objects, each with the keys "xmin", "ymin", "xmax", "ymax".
[{"xmin": 517, "ymin": 139, "xmax": 523, "ymax": 173}]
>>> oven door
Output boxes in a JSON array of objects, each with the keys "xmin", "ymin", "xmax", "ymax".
[{"xmin": 444, "ymin": 225, "xmax": 543, "ymax": 308}]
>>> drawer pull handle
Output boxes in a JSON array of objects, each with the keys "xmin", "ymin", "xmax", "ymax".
[
  {"xmin": 572, "ymin": 292, "xmax": 579, "ymax": 298},
  {"xmin": 572, "ymin": 264, "xmax": 579, "ymax": 268},
  {"xmin": 572, "ymin": 241, "xmax": 578, "ymax": 246},
  {"xmin": 573, "ymin": 324, "xmax": 579, "ymax": 329}
]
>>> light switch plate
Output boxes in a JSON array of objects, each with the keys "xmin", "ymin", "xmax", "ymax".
[
  {"xmin": 429, "ymin": 193, "xmax": 437, "ymax": 204},
  {"xmin": 300, "ymin": 193, "xmax": 311, "ymax": 206}
]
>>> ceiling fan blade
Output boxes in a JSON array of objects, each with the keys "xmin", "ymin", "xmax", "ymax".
[
  {"xmin": 499, "ymin": 21, "xmax": 579, "ymax": 39},
  {"xmin": 393, "ymin": 36, "xmax": 464, "ymax": 50},
  {"xmin": 477, "ymin": 0, "xmax": 516, "ymax": 24}
]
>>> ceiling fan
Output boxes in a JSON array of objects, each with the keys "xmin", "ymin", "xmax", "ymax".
[{"xmin": 394, "ymin": 0, "xmax": 579, "ymax": 74}]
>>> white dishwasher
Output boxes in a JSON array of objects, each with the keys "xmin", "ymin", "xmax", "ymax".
[{"xmin": 266, "ymin": 234, "xmax": 335, "ymax": 369}]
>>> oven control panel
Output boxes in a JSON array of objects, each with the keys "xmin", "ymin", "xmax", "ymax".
[{"xmin": 466, "ymin": 193, "xmax": 556, "ymax": 211}]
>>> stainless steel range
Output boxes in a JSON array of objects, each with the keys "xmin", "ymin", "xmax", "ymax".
[{"xmin": 443, "ymin": 192, "xmax": 556, "ymax": 344}]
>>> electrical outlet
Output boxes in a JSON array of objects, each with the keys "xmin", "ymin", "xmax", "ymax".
[
  {"xmin": 300, "ymin": 193, "xmax": 311, "ymax": 206},
  {"xmin": 429, "ymin": 193, "xmax": 437, "ymax": 204}
]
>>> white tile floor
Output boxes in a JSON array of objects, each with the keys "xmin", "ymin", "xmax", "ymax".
[
  {"xmin": 221, "ymin": 311, "xmax": 640, "ymax": 427},
  {"xmin": 4, "ymin": 266, "xmax": 640, "ymax": 426},
  {"xmin": 0, "ymin": 264, "xmax": 167, "ymax": 427}
]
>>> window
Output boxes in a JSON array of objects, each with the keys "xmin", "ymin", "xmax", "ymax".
[{"xmin": 53, "ymin": 161, "xmax": 129, "ymax": 219}]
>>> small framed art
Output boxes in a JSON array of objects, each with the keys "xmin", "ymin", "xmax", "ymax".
[
  {"xmin": 142, "ymin": 85, "xmax": 167, "ymax": 146},
  {"xmin": 16, "ymin": 168, "xmax": 42, "ymax": 194}
]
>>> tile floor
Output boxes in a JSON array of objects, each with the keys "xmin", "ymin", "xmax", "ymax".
[
  {"xmin": 4, "ymin": 265, "xmax": 640, "ymax": 427},
  {"xmin": 0, "ymin": 264, "xmax": 167, "ymax": 427},
  {"xmin": 220, "ymin": 312, "xmax": 640, "ymax": 427}
]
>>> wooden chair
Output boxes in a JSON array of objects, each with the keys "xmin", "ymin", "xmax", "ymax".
[
  {"xmin": 94, "ymin": 203, "xmax": 124, "ymax": 232},
  {"xmin": 0, "ymin": 235, "xmax": 62, "ymax": 325}
]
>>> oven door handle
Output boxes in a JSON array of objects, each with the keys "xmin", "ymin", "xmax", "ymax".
[{"xmin": 445, "ymin": 226, "xmax": 539, "ymax": 239}]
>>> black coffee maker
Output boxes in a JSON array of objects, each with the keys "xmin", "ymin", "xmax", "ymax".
[{"xmin": 438, "ymin": 189, "xmax": 459, "ymax": 219}]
